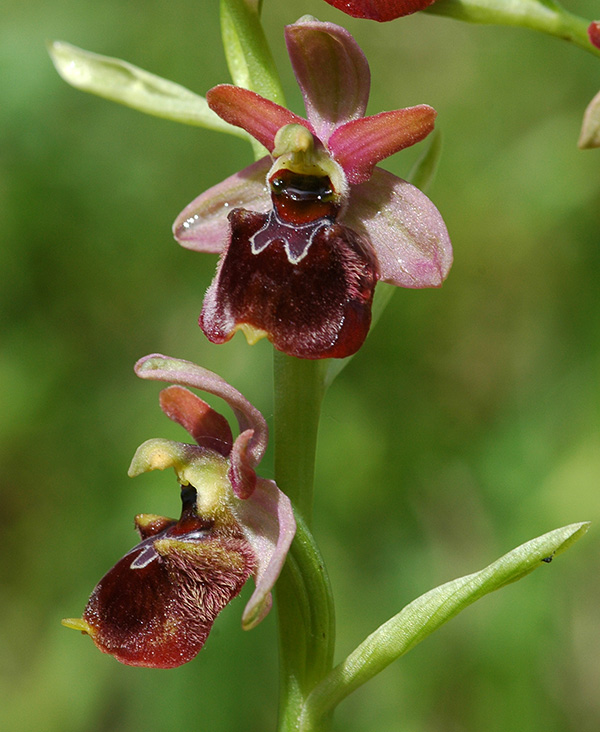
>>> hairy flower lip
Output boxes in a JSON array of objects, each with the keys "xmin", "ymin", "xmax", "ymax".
[{"xmin": 200, "ymin": 207, "xmax": 377, "ymax": 359}]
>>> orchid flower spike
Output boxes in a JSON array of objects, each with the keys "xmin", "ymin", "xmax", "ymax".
[
  {"xmin": 175, "ymin": 16, "xmax": 452, "ymax": 360},
  {"xmin": 63, "ymin": 355, "xmax": 295, "ymax": 668}
]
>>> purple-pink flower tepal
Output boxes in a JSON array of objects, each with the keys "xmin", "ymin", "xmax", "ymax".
[
  {"xmin": 589, "ymin": 21, "xmax": 600, "ymax": 50},
  {"xmin": 174, "ymin": 17, "xmax": 452, "ymax": 359},
  {"xmin": 323, "ymin": 0, "xmax": 436, "ymax": 22},
  {"xmin": 63, "ymin": 354, "xmax": 295, "ymax": 668}
]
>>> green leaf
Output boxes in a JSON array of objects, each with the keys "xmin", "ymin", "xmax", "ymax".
[
  {"xmin": 48, "ymin": 41, "xmax": 249, "ymax": 138},
  {"xmin": 301, "ymin": 522, "xmax": 589, "ymax": 729}
]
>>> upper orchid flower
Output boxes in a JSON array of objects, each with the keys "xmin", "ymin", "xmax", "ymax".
[
  {"xmin": 322, "ymin": 0, "xmax": 436, "ymax": 22},
  {"xmin": 174, "ymin": 17, "xmax": 452, "ymax": 359},
  {"xmin": 63, "ymin": 354, "xmax": 295, "ymax": 668}
]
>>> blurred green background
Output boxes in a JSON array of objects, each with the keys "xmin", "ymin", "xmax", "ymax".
[{"xmin": 1, "ymin": 0, "xmax": 599, "ymax": 730}]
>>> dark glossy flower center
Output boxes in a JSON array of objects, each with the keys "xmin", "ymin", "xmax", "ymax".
[
  {"xmin": 129, "ymin": 485, "xmax": 214, "ymax": 569},
  {"xmin": 170, "ymin": 485, "xmax": 214, "ymax": 538},
  {"xmin": 270, "ymin": 169, "xmax": 339, "ymax": 224}
]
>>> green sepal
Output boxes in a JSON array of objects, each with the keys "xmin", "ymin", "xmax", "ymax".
[
  {"xmin": 128, "ymin": 438, "xmax": 232, "ymax": 519},
  {"xmin": 301, "ymin": 522, "xmax": 589, "ymax": 729},
  {"xmin": 48, "ymin": 41, "xmax": 250, "ymax": 138}
]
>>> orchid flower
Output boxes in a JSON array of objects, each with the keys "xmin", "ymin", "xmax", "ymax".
[
  {"xmin": 322, "ymin": 0, "xmax": 436, "ymax": 22},
  {"xmin": 63, "ymin": 354, "xmax": 295, "ymax": 668},
  {"xmin": 174, "ymin": 17, "xmax": 452, "ymax": 360}
]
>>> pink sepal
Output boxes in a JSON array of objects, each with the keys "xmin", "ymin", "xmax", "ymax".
[
  {"xmin": 173, "ymin": 157, "xmax": 271, "ymax": 252},
  {"xmin": 135, "ymin": 354, "xmax": 268, "ymax": 472},
  {"xmin": 345, "ymin": 167, "xmax": 452, "ymax": 288},
  {"xmin": 285, "ymin": 18, "xmax": 370, "ymax": 143},
  {"xmin": 228, "ymin": 429, "xmax": 257, "ymax": 500},
  {"xmin": 234, "ymin": 477, "xmax": 296, "ymax": 630}
]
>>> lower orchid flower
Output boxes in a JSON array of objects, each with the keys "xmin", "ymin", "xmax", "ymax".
[
  {"xmin": 174, "ymin": 16, "xmax": 452, "ymax": 360},
  {"xmin": 62, "ymin": 355, "xmax": 296, "ymax": 668}
]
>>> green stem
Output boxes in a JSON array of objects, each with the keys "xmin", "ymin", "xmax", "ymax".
[
  {"xmin": 217, "ymin": 3, "xmax": 337, "ymax": 726},
  {"xmin": 273, "ymin": 353, "xmax": 336, "ymax": 731},
  {"xmin": 273, "ymin": 354, "xmax": 327, "ymax": 523},
  {"xmin": 427, "ymin": 0, "xmax": 600, "ymax": 58}
]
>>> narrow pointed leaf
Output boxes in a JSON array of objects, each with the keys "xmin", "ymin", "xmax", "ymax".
[
  {"xmin": 302, "ymin": 522, "xmax": 589, "ymax": 727},
  {"xmin": 220, "ymin": 0, "xmax": 285, "ymax": 104},
  {"xmin": 426, "ymin": 0, "xmax": 600, "ymax": 58},
  {"xmin": 48, "ymin": 41, "xmax": 248, "ymax": 137},
  {"xmin": 407, "ymin": 128, "xmax": 442, "ymax": 193}
]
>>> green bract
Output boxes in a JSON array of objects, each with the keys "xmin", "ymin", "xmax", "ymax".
[
  {"xmin": 301, "ymin": 522, "xmax": 589, "ymax": 730},
  {"xmin": 48, "ymin": 41, "xmax": 249, "ymax": 137}
]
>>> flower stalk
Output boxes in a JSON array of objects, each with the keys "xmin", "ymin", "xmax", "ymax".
[
  {"xmin": 299, "ymin": 522, "xmax": 590, "ymax": 731},
  {"xmin": 426, "ymin": 0, "xmax": 600, "ymax": 59},
  {"xmin": 273, "ymin": 354, "xmax": 335, "ymax": 730},
  {"xmin": 217, "ymin": 3, "xmax": 338, "ymax": 724}
]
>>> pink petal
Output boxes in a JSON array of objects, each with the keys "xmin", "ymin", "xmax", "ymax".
[
  {"xmin": 285, "ymin": 18, "xmax": 370, "ymax": 143},
  {"xmin": 345, "ymin": 167, "xmax": 452, "ymax": 288},
  {"xmin": 322, "ymin": 0, "xmax": 436, "ymax": 22},
  {"xmin": 135, "ymin": 355, "xmax": 269, "ymax": 468},
  {"xmin": 233, "ymin": 478, "xmax": 296, "ymax": 630},
  {"xmin": 228, "ymin": 429, "xmax": 257, "ymax": 500},
  {"xmin": 159, "ymin": 385, "xmax": 233, "ymax": 456},
  {"xmin": 173, "ymin": 157, "xmax": 271, "ymax": 253},
  {"xmin": 328, "ymin": 106, "xmax": 436, "ymax": 184},
  {"xmin": 206, "ymin": 85, "xmax": 306, "ymax": 152}
]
